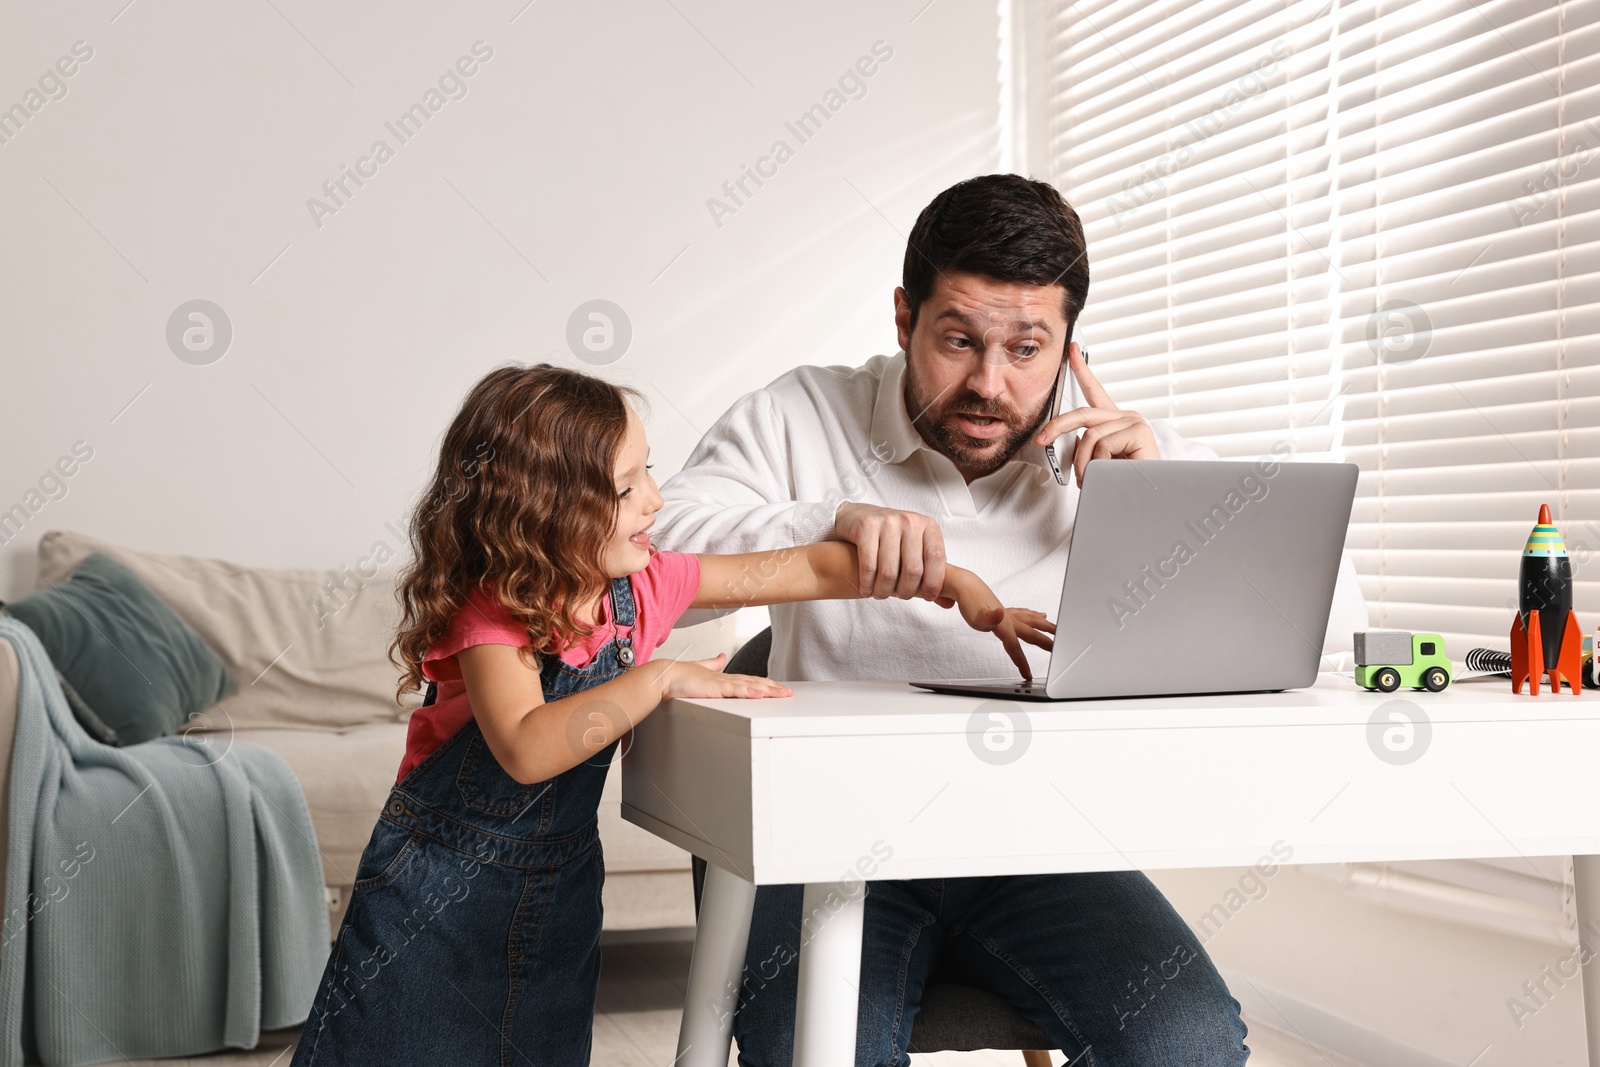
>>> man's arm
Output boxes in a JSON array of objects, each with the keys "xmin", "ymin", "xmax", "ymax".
[
  {"xmin": 657, "ymin": 380, "xmax": 952, "ymax": 602},
  {"xmin": 659, "ymin": 359, "xmax": 1218, "ymax": 611},
  {"xmin": 656, "ymin": 387, "xmax": 836, "ymax": 556}
]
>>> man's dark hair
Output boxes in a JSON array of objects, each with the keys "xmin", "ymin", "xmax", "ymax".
[{"xmin": 901, "ymin": 174, "xmax": 1089, "ymax": 338}]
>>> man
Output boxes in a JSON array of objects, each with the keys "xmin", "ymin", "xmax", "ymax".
[{"xmin": 656, "ymin": 174, "xmax": 1252, "ymax": 1066}]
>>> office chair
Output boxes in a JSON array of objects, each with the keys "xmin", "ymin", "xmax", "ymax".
[{"xmin": 688, "ymin": 628, "xmax": 1056, "ymax": 1067}]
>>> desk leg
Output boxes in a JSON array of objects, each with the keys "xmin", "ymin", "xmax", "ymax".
[
  {"xmin": 1576, "ymin": 855, "xmax": 1600, "ymax": 1066},
  {"xmin": 677, "ymin": 863, "xmax": 756, "ymax": 1067},
  {"xmin": 791, "ymin": 881, "xmax": 866, "ymax": 1067}
]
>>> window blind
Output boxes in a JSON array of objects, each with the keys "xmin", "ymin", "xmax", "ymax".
[{"xmin": 1043, "ymin": 0, "xmax": 1600, "ymax": 660}]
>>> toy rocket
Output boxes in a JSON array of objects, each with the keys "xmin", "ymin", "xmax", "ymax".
[{"xmin": 1511, "ymin": 504, "xmax": 1582, "ymax": 694}]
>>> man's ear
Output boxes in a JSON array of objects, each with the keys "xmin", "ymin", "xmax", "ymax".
[{"xmin": 894, "ymin": 287, "xmax": 913, "ymax": 354}]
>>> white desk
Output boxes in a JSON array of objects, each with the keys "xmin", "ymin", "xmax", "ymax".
[{"xmin": 621, "ymin": 674, "xmax": 1600, "ymax": 1067}]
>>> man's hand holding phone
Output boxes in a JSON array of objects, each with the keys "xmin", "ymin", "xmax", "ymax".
[{"xmin": 1035, "ymin": 341, "xmax": 1161, "ymax": 487}]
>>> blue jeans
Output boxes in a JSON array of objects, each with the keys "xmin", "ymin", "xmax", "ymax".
[{"xmin": 733, "ymin": 873, "xmax": 1249, "ymax": 1067}]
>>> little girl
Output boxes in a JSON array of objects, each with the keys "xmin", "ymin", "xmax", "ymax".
[{"xmin": 290, "ymin": 363, "xmax": 1053, "ymax": 1066}]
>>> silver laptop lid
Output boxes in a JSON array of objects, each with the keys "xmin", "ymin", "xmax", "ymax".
[{"xmin": 1045, "ymin": 459, "xmax": 1358, "ymax": 699}]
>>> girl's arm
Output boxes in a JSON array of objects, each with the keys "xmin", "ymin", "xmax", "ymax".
[
  {"xmin": 694, "ymin": 543, "xmax": 1055, "ymax": 678},
  {"xmin": 691, "ymin": 541, "xmax": 861, "ymax": 609},
  {"xmin": 457, "ymin": 644, "xmax": 790, "ymax": 785},
  {"xmin": 459, "ymin": 544, "xmax": 1055, "ymax": 785}
]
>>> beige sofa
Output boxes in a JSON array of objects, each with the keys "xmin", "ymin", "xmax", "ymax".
[{"xmin": 2, "ymin": 529, "xmax": 733, "ymax": 946}]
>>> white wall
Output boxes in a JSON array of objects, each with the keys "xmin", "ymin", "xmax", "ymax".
[
  {"xmin": 1152, "ymin": 866, "xmax": 1589, "ymax": 1066},
  {"xmin": 0, "ymin": 0, "xmax": 1003, "ymax": 598}
]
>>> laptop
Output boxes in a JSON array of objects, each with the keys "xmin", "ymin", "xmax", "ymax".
[{"xmin": 911, "ymin": 459, "xmax": 1358, "ymax": 701}]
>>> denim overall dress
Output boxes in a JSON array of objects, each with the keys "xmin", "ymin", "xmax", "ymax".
[{"xmin": 291, "ymin": 576, "xmax": 639, "ymax": 1067}]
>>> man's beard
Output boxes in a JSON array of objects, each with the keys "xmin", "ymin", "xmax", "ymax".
[{"xmin": 905, "ymin": 364, "xmax": 1050, "ymax": 478}]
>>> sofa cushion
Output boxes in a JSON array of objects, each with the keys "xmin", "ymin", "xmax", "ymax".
[
  {"xmin": 602, "ymin": 869, "xmax": 695, "ymax": 931},
  {"xmin": 36, "ymin": 530, "xmax": 420, "ymax": 732},
  {"xmin": 4, "ymin": 553, "xmax": 236, "ymax": 744},
  {"xmin": 224, "ymin": 722, "xmax": 409, "ymax": 889},
  {"xmin": 233, "ymin": 724, "xmax": 694, "ymax": 891},
  {"xmin": 654, "ymin": 612, "xmax": 740, "ymax": 663}
]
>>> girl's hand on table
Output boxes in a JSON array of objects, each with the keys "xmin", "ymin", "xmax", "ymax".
[{"xmin": 649, "ymin": 653, "xmax": 794, "ymax": 700}]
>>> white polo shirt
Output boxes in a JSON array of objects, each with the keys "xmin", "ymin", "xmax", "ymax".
[{"xmin": 657, "ymin": 351, "xmax": 1362, "ymax": 681}]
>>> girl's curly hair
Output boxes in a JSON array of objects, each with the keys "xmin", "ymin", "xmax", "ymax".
[{"xmin": 389, "ymin": 363, "xmax": 642, "ymax": 701}]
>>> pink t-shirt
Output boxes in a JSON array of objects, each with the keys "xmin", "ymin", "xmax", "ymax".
[{"xmin": 395, "ymin": 550, "xmax": 702, "ymax": 783}]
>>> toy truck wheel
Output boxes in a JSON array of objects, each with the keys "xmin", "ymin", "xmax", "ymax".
[
  {"xmin": 1373, "ymin": 667, "xmax": 1401, "ymax": 693},
  {"xmin": 1423, "ymin": 667, "xmax": 1449, "ymax": 692}
]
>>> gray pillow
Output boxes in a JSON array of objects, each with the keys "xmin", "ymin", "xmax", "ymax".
[
  {"xmin": 1, "ymin": 552, "xmax": 236, "ymax": 745},
  {"xmin": 0, "ymin": 638, "xmax": 122, "ymax": 745},
  {"xmin": 55, "ymin": 670, "xmax": 120, "ymax": 745}
]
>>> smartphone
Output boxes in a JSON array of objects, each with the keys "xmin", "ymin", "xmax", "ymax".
[{"xmin": 1042, "ymin": 346, "xmax": 1088, "ymax": 487}]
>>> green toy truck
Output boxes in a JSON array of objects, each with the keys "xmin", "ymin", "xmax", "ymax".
[{"xmin": 1354, "ymin": 631, "xmax": 1451, "ymax": 692}]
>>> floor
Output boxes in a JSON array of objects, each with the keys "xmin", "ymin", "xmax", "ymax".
[
  {"xmin": 140, "ymin": 937, "xmax": 1363, "ymax": 1066},
  {"xmin": 591, "ymin": 939, "xmax": 1365, "ymax": 1067}
]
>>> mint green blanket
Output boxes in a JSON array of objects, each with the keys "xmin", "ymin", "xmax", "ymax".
[{"xmin": 0, "ymin": 617, "xmax": 328, "ymax": 1066}]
